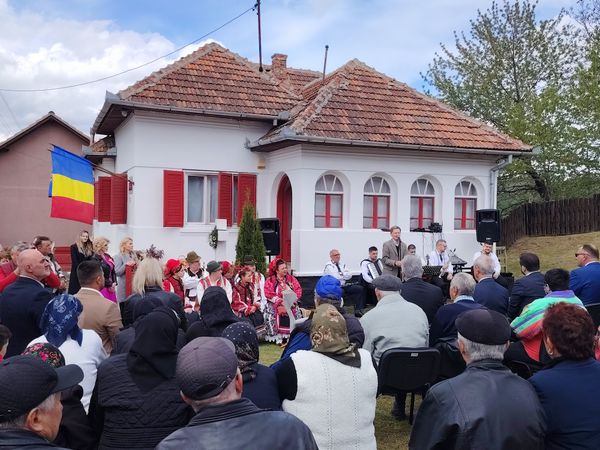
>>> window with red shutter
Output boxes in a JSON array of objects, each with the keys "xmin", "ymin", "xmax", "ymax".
[
  {"xmin": 218, "ymin": 172, "xmax": 233, "ymax": 226},
  {"xmin": 164, "ymin": 170, "xmax": 184, "ymax": 227},
  {"xmin": 110, "ymin": 174, "xmax": 128, "ymax": 224},
  {"xmin": 97, "ymin": 177, "xmax": 112, "ymax": 222},
  {"xmin": 236, "ymin": 173, "xmax": 257, "ymax": 222}
]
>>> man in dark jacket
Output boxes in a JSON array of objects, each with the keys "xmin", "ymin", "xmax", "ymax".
[
  {"xmin": 508, "ymin": 252, "xmax": 545, "ymax": 320},
  {"xmin": 157, "ymin": 337, "xmax": 318, "ymax": 450},
  {"xmin": 0, "ymin": 249, "xmax": 54, "ymax": 357},
  {"xmin": 409, "ymin": 309, "xmax": 546, "ymax": 450},
  {"xmin": 473, "ymin": 255, "xmax": 509, "ymax": 315},
  {"xmin": 0, "ymin": 355, "xmax": 83, "ymax": 449},
  {"xmin": 400, "ymin": 255, "xmax": 445, "ymax": 324}
]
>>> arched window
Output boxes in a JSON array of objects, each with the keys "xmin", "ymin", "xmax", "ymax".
[
  {"xmin": 454, "ymin": 180, "xmax": 477, "ymax": 230},
  {"xmin": 410, "ymin": 178, "xmax": 435, "ymax": 230},
  {"xmin": 315, "ymin": 174, "xmax": 343, "ymax": 228},
  {"xmin": 363, "ymin": 176, "xmax": 391, "ymax": 229}
]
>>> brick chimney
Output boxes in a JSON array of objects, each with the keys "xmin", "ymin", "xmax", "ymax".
[{"xmin": 271, "ymin": 53, "xmax": 288, "ymax": 79}]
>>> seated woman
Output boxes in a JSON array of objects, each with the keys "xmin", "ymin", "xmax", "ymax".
[
  {"xmin": 272, "ymin": 275, "xmax": 364, "ymax": 370},
  {"xmin": 263, "ymin": 258, "xmax": 303, "ymax": 344},
  {"xmin": 29, "ymin": 294, "xmax": 107, "ymax": 411},
  {"xmin": 507, "ymin": 269, "xmax": 583, "ymax": 370},
  {"xmin": 231, "ymin": 267, "xmax": 265, "ymax": 335},
  {"xmin": 222, "ymin": 322, "xmax": 281, "ymax": 410},
  {"xmin": 185, "ymin": 286, "xmax": 239, "ymax": 341},
  {"xmin": 529, "ymin": 302, "xmax": 600, "ymax": 449},
  {"xmin": 121, "ymin": 248, "xmax": 187, "ymax": 328},
  {"xmin": 90, "ymin": 307, "xmax": 192, "ymax": 449},
  {"xmin": 23, "ymin": 343, "xmax": 96, "ymax": 450},
  {"xmin": 276, "ymin": 304, "xmax": 377, "ymax": 450}
]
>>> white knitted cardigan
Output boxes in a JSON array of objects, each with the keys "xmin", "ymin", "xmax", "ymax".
[{"xmin": 283, "ymin": 349, "xmax": 378, "ymax": 450}]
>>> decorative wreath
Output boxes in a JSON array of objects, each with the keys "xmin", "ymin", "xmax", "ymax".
[{"xmin": 208, "ymin": 226, "xmax": 218, "ymax": 249}]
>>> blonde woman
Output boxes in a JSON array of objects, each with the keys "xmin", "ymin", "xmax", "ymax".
[
  {"xmin": 113, "ymin": 237, "xmax": 138, "ymax": 303},
  {"xmin": 68, "ymin": 230, "xmax": 94, "ymax": 294},
  {"xmin": 120, "ymin": 248, "xmax": 186, "ymax": 329},
  {"xmin": 92, "ymin": 237, "xmax": 117, "ymax": 302}
]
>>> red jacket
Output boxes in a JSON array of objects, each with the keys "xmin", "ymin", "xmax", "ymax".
[
  {"xmin": 163, "ymin": 276, "xmax": 185, "ymax": 303},
  {"xmin": 231, "ymin": 281, "xmax": 258, "ymax": 316}
]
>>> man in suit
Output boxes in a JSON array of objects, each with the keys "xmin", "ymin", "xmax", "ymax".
[
  {"xmin": 400, "ymin": 255, "xmax": 444, "ymax": 324},
  {"xmin": 570, "ymin": 244, "xmax": 600, "ymax": 306},
  {"xmin": 381, "ymin": 226, "xmax": 407, "ymax": 278},
  {"xmin": 508, "ymin": 253, "xmax": 545, "ymax": 320},
  {"xmin": 429, "ymin": 272, "xmax": 484, "ymax": 346},
  {"xmin": 0, "ymin": 249, "xmax": 53, "ymax": 357},
  {"xmin": 473, "ymin": 255, "xmax": 509, "ymax": 315},
  {"xmin": 75, "ymin": 260, "xmax": 122, "ymax": 354}
]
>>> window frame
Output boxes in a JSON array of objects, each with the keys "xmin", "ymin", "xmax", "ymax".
[
  {"xmin": 410, "ymin": 178, "xmax": 435, "ymax": 231},
  {"xmin": 454, "ymin": 180, "xmax": 478, "ymax": 230},
  {"xmin": 186, "ymin": 172, "xmax": 219, "ymax": 225},
  {"xmin": 363, "ymin": 176, "xmax": 391, "ymax": 229},
  {"xmin": 315, "ymin": 174, "xmax": 344, "ymax": 229}
]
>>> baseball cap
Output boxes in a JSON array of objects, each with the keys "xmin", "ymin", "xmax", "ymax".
[
  {"xmin": 176, "ymin": 337, "xmax": 238, "ymax": 401},
  {"xmin": 0, "ymin": 355, "xmax": 83, "ymax": 422}
]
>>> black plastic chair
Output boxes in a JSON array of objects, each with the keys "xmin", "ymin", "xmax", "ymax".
[
  {"xmin": 433, "ymin": 338, "xmax": 466, "ymax": 381},
  {"xmin": 585, "ymin": 303, "xmax": 600, "ymax": 328},
  {"xmin": 377, "ymin": 347, "xmax": 440, "ymax": 424}
]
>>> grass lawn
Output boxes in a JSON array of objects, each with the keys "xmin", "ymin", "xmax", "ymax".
[{"xmin": 259, "ymin": 342, "xmax": 414, "ymax": 449}]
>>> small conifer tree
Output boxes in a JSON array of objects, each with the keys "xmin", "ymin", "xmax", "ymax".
[{"xmin": 235, "ymin": 201, "xmax": 267, "ymax": 275}]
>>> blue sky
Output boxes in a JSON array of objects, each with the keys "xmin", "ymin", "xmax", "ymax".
[{"xmin": 0, "ymin": 0, "xmax": 573, "ymax": 140}]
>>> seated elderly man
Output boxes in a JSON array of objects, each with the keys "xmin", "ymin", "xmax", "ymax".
[
  {"xmin": 472, "ymin": 255, "xmax": 509, "ymax": 315},
  {"xmin": 0, "ymin": 355, "xmax": 83, "ymax": 449},
  {"xmin": 409, "ymin": 309, "xmax": 546, "ymax": 449},
  {"xmin": 157, "ymin": 337, "xmax": 317, "ymax": 449},
  {"xmin": 360, "ymin": 274, "xmax": 429, "ymax": 420},
  {"xmin": 271, "ymin": 275, "xmax": 364, "ymax": 370},
  {"xmin": 400, "ymin": 255, "xmax": 444, "ymax": 324}
]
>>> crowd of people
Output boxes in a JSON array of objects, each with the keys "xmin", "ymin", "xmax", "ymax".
[{"xmin": 0, "ymin": 227, "xmax": 599, "ymax": 449}]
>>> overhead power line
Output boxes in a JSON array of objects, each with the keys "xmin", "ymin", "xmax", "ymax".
[{"xmin": 0, "ymin": 4, "xmax": 256, "ymax": 93}]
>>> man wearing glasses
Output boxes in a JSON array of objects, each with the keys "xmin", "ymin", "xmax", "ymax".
[
  {"xmin": 324, "ymin": 249, "xmax": 365, "ymax": 317},
  {"xmin": 570, "ymin": 244, "xmax": 600, "ymax": 306}
]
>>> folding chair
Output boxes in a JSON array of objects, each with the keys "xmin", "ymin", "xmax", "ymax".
[{"xmin": 377, "ymin": 347, "xmax": 440, "ymax": 424}]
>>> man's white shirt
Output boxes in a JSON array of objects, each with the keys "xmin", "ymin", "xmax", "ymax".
[
  {"xmin": 324, "ymin": 260, "xmax": 352, "ymax": 286},
  {"xmin": 427, "ymin": 250, "xmax": 453, "ymax": 275}
]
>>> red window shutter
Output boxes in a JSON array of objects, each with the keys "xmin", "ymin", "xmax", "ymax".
[
  {"xmin": 218, "ymin": 172, "xmax": 233, "ymax": 226},
  {"xmin": 110, "ymin": 174, "xmax": 128, "ymax": 224},
  {"xmin": 94, "ymin": 181, "xmax": 99, "ymax": 220},
  {"xmin": 237, "ymin": 173, "xmax": 257, "ymax": 221},
  {"xmin": 163, "ymin": 170, "xmax": 184, "ymax": 227},
  {"xmin": 97, "ymin": 177, "xmax": 112, "ymax": 222}
]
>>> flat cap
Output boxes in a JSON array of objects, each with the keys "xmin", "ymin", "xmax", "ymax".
[
  {"xmin": 206, "ymin": 260, "xmax": 222, "ymax": 274},
  {"xmin": 456, "ymin": 309, "xmax": 511, "ymax": 345},
  {"xmin": 372, "ymin": 274, "xmax": 402, "ymax": 291},
  {"xmin": 177, "ymin": 337, "xmax": 238, "ymax": 401}
]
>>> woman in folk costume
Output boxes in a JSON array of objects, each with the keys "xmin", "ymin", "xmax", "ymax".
[
  {"xmin": 231, "ymin": 268, "xmax": 266, "ymax": 336},
  {"xmin": 163, "ymin": 259, "xmax": 185, "ymax": 303},
  {"xmin": 241, "ymin": 256, "xmax": 266, "ymax": 307},
  {"xmin": 196, "ymin": 260, "xmax": 233, "ymax": 306},
  {"xmin": 263, "ymin": 258, "xmax": 303, "ymax": 344},
  {"xmin": 68, "ymin": 230, "xmax": 94, "ymax": 294}
]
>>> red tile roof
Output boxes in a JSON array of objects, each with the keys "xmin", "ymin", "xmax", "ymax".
[
  {"xmin": 106, "ymin": 44, "xmax": 530, "ymax": 153},
  {"xmin": 255, "ymin": 60, "xmax": 530, "ymax": 152},
  {"xmin": 119, "ymin": 43, "xmax": 301, "ymax": 117}
]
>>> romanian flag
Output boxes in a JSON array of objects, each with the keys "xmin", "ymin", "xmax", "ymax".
[{"xmin": 50, "ymin": 145, "xmax": 94, "ymax": 224}]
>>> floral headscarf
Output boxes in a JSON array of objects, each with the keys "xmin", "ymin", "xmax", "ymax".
[
  {"xmin": 22, "ymin": 342, "xmax": 65, "ymax": 368},
  {"xmin": 222, "ymin": 322, "xmax": 259, "ymax": 381},
  {"xmin": 39, "ymin": 294, "xmax": 83, "ymax": 348},
  {"xmin": 310, "ymin": 304, "xmax": 361, "ymax": 368}
]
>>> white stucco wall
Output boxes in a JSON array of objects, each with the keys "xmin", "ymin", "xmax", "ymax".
[{"xmin": 95, "ymin": 111, "xmax": 505, "ymax": 275}]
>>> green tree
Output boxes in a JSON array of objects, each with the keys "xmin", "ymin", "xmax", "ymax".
[
  {"xmin": 235, "ymin": 201, "xmax": 267, "ymax": 275},
  {"xmin": 423, "ymin": 0, "xmax": 600, "ymax": 210}
]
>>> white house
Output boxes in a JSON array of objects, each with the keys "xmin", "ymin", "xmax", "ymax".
[{"xmin": 88, "ymin": 43, "xmax": 531, "ymax": 277}]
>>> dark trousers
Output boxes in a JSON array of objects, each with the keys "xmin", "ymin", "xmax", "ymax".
[
  {"xmin": 430, "ymin": 275, "xmax": 450, "ymax": 299},
  {"xmin": 342, "ymin": 284, "xmax": 365, "ymax": 311}
]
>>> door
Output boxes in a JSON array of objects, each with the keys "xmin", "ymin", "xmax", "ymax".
[{"xmin": 276, "ymin": 175, "xmax": 292, "ymax": 262}]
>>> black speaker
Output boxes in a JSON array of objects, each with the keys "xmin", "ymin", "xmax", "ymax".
[
  {"xmin": 259, "ymin": 218, "xmax": 280, "ymax": 256},
  {"xmin": 476, "ymin": 209, "xmax": 501, "ymax": 243}
]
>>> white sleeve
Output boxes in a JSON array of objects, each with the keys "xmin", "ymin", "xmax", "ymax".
[
  {"xmin": 492, "ymin": 254, "xmax": 501, "ymax": 276},
  {"xmin": 182, "ymin": 272, "xmax": 199, "ymax": 290},
  {"xmin": 324, "ymin": 262, "xmax": 341, "ymax": 280},
  {"xmin": 341, "ymin": 262, "xmax": 352, "ymax": 281},
  {"xmin": 361, "ymin": 261, "xmax": 373, "ymax": 283},
  {"xmin": 225, "ymin": 279, "xmax": 233, "ymax": 303}
]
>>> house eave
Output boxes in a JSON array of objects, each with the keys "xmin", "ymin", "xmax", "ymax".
[
  {"xmin": 92, "ymin": 93, "xmax": 287, "ymax": 135},
  {"xmin": 248, "ymin": 134, "xmax": 533, "ymax": 157}
]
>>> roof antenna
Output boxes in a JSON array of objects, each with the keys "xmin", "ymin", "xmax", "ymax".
[
  {"xmin": 322, "ymin": 45, "xmax": 329, "ymax": 81},
  {"xmin": 256, "ymin": 0, "xmax": 263, "ymax": 72}
]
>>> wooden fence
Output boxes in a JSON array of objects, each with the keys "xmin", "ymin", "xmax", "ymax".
[{"xmin": 500, "ymin": 194, "xmax": 600, "ymax": 247}]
